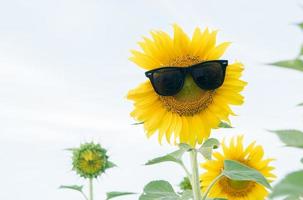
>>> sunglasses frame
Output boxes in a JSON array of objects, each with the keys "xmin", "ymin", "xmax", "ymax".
[{"xmin": 145, "ymin": 60, "xmax": 228, "ymax": 96}]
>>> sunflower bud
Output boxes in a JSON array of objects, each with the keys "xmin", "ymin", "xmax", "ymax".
[{"xmin": 71, "ymin": 142, "xmax": 114, "ymax": 179}]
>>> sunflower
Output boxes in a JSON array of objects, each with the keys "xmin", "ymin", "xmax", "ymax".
[
  {"xmin": 200, "ymin": 136, "xmax": 276, "ymax": 200},
  {"xmin": 72, "ymin": 142, "xmax": 113, "ymax": 179},
  {"xmin": 127, "ymin": 24, "xmax": 247, "ymax": 146}
]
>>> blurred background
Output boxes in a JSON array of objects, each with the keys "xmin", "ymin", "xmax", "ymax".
[{"xmin": 0, "ymin": 0, "xmax": 302, "ymax": 199}]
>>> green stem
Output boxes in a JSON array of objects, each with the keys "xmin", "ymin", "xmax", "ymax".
[
  {"xmin": 201, "ymin": 173, "xmax": 224, "ymax": 200},
  {"xmin": 81, "ymin": 191, "xmax": 89, "ymax": 200},
  {"xmin": 89, "ymin": 178, "xmax": 94, "ymax": 200},
  {"xmin": 180, "ymin": 161, "xmax": 192, "ymax": 181},
  {"xmin": 190, "ymin": 150, "xmax": 202, "ymax": 200}
]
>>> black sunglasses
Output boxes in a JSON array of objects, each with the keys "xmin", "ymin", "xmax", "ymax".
[{"xmin": 145, "ymin": 60, "xmax": 228, "ymax": 96}]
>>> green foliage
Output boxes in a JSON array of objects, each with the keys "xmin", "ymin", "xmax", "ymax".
[
  {"xmin": 269, "ymin": 22, "xmax": 303, "ymax": 73},
  {"xmin": 59, "ymin": 185, "xmax": 84, "ymax": 192},
  {"xmin": 198, "ymin": 138, "xmax": 220, "ymax": 160},
  {"xmin": 180, "ymin": 190, "xmax": 193, "ymax": 200},
  {"xmin": 139, "ymin": 180, "xmax": 192, "ymax": 200},
  {"xmin": 179, "ymin": 177, "xmax": 192, "ymax": 191},
  {"xmin": 223, "ymin": 160, "xmax": 271, "ymax": 189},
  {"xmin": 106, "ymin": 191, "xmax": 136, "ymax": 199},
  {"xmin": 265, "ymin": 19, "xmax": 303, "ymax": 200},
  {"xmin": 270, "ymin": 130, "xmax": 303, "ymax": 148},
  {"xmin": 59, "ymin": 185, "xmax": 88, "ymax": 199},
  {"xmin": 218, "ymin": 121, "xmax": 233, "ymax": 128},
  {"xmin": 145, "ymin": 144, "xmax": 191, "ymax": 166},
  {"xmin": 270, "ymin": 170, "xmax": 303, "ymax": 200},
  {"xmin": 270, "ymin": 59, "xmax": 303, "ymax": 72}
]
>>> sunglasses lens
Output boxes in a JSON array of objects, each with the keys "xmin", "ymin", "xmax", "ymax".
[
  {"xmin": 191, "ymin": 62, "xmax": 225, "ymax": 90},
  {"xmin": 151, "ymin": 68, "xmax": 184, "ymax": 96}
]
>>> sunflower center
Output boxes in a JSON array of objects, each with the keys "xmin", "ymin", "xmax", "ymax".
[
  {"xmin": 79, "ymin": 150, "xmax": 103, "ymax": 174},
  {"xmin": 159, "ymin": 55, "xmax": 214, "ymax": 116},
  {"xmin": 219, "ymin": 176, "xmax": 255, "ymax": 197}
]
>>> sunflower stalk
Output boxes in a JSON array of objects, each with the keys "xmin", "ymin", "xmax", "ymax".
[
  {"xmin": 180, "ymin": 161, "xmax": 192, "ymax": 181},
  {"xmin": 189, "ymin": 149, "xmax": 202, "ymax": 200},
  {"xmin": 89, "ymin": 178, "xmax": 94, "ymax": 200}
]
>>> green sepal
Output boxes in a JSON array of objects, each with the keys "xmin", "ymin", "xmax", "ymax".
[{"xmin": 105, "ymin": 161, "xmax": 117, "ymax": 169}]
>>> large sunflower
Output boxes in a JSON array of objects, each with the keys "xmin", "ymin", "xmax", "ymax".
[
  {"xmin": 200, "ymin": 136, "xmax": 276, "ymax": 200},
  {"xmin": 127, "ymin": 24, "xmax": 247, "ymax": 146}
]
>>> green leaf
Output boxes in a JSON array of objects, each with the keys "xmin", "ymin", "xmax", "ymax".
[
  {"xmin": 283, "ymin": 195, "xmax": 302, "ymax": 200},
  {"xmin": 106, "ymin": 191, "xmax": 136, "ymax": 199},
  {"xmin": 59, "ymin": 185, "xmax": 83, "ymax": 192},
  {"xmin": 180, "ymin": 190, "xmax": 193, "ymax": 200},
  {"xmin": 218, "ymin": 121, "xmax": 233, "ymax": 128},
  {"xmin": 297, "ymin": 102, "xmax": 303, "ymax": 106},
  {"xmin": 270, "ymin": 130, "xmax": 303, "ymax": 148},
  {"xmin": 179, "ymin": 143, "xmax": 192, "ymax": 151},
  {"xmin": 145, "ymin": 144, "xmax": 191, "ymax": 166},
  {"xmin": 139, "ymin": 180, "xmax": 181, "ymax": 200},
  {"xmin": 223, "ymin": 160, "xmax": 271, "ymax": 189},
  {"xmin": 298, "ymin": 22, "xmax": 303, "ymax": 30},
  {"xmin": 270, "ymin": 170, "xmax": 303, "ymax": 199},
  {"xmin": 198, "ymin": 138, "xmax": 220, "ymax": 160},
  {"xmin": 301, "ymin": 158, "xmax": 303, "ymax": 164},
  {"xmin": 270, "ymin": 59, "xmax": 303, "ymax": 72}
]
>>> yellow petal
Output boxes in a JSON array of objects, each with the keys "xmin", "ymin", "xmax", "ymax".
[
  {"xmin": 173, "ymin": 24, "xmax": 190, "ymax": 56},
  {"xmin": 206, "ymin": 42, "xmax": 231, "ymax": 60},
  {"xmin": 130, "ymin": 50, "xmax": 160, "ymax": 70}
]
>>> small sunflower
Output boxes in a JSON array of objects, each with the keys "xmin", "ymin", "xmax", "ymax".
[
  {"xmin": 127, "ymin": 24, "xmax": 247, "ymax": 146},
  {"xmin": 200, "ymin": 136, "xmax": 276, "ymax": 200},
  {"xmin": 72, "ymin": 142, "xmax": 113, "ymax": 179}
]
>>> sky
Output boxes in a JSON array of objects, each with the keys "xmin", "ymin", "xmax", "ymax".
[{"xmin": 0, "ymin": 0, "xmax": 303, "ymax": 199}]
